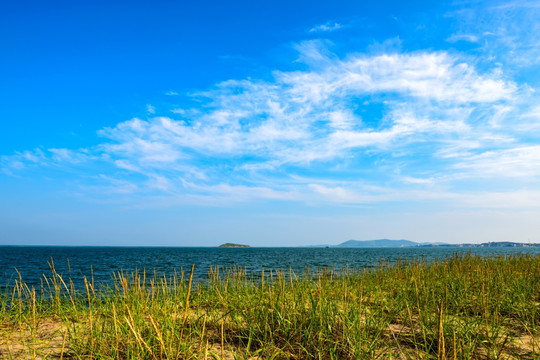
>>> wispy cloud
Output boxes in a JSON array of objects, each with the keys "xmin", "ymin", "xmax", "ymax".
[
  {"xmin": 146, "ymin": 104, "xmax": 156, "ymax": 114},
  {"xmin": 449, "ymin": 0, "xmax": 540, "ymax": 69},
  {"xmin": 446, "ymin": 34, "xmax": 479, "ymax": 43},
  {"xmin": 309, "ymin": 21, "xmax": 343, "ymax": 33},
  {"xmin": 454, "ymin": 145, "xmax": 540, "ymax": 178},
  {"xmin": 2, "ymin": 24, "xmax": 539, "ymax": 210},
  {"xmin": 1, "ymin": 147, "xmax": 95, "ymax": 175},
  {"xmin": 83, "ymin": 48, "xmax": 515, "ymax": 175}
]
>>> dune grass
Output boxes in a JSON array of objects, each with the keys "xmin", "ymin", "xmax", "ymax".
[{"xmin": 0, "ymin": 253, "xmax": 538, "ymax": 359}]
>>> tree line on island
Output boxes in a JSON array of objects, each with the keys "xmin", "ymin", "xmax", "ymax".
[{"xmin": 218, "ymin": 243, "xmax": 251, "ymax": 248}]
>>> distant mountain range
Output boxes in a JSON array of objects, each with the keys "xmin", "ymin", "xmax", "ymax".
[
  {"xmin": 338, "ymin": 239, "xmax": 422, "ymax": 247},
  {"xmin": 310, "ymin": 239, "xmax": 539, "ymax": 248}
]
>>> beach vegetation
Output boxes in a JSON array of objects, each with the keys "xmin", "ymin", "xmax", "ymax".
[{"xmin": 0, "ymin": 253, "xmax": 538, "ymax": 359}]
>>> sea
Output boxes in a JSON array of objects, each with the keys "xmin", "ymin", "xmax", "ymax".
[{"xmin": 1, "ymin": 246, "xmax": 539, "ymax": 290}]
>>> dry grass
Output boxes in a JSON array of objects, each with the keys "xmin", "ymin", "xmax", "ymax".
[{"xmin": 0, "ymin": 253, "xmax": 538, "ymax": 359}]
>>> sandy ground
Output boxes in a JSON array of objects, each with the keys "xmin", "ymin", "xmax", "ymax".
[{"xmin": 1, "ymin": 317, "xmax": 538, "ymax": 359}]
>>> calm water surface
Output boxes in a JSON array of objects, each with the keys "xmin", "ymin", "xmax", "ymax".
[{"xmin": 1, "ymin": 246, "xmax": 538, "ymax": 289}]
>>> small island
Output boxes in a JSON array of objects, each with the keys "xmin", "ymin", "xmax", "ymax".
[{"xmin": 218, "ymin": 243, "xmax": 251, "ymax": 248}]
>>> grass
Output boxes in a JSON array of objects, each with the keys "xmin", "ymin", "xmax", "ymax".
[{"xmin": 0, "ymin": 253, "xmax": 538, "ymax": 359}]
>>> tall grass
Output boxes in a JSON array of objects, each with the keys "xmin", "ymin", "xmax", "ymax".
[{"xmin": 0, "ymin": 253, "xmax": 538, "ymax": 359}]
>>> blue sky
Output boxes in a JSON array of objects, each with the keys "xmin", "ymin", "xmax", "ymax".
[{"xmin": 2, "ymin": 0, "xmax": 540, "ymax": 246}]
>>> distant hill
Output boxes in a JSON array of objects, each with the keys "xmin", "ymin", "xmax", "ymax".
[
  {"xmin": 312, "ymin": 239, "xmax": 538, "ymax": 248},
  {"xmin": 337, "ymin": 239, "xmax": 420, "ymax": 248},
  {"xmin": 460, "ymin": 242, "xmax": 539, "ymax": 248},
  {"xmin": 218, "ymin": 243, "xmax": 251, "ymax": 248}
]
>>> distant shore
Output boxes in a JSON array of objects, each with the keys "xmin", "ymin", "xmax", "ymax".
[
  {"xmin": 218, "ymin": 242, "xmax": 251, "ymax": 248},
  {"xmin": 310, "ymin": 239, "xmax": 540, "ymax": 248}
]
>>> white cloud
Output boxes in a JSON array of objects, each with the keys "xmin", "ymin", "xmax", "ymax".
[
  {"xmin": 115, "ymin": 160, "xmax": 140, "ymax": 172},
  {"xmin": 446, "ymin": 34, "xmax": 479, "ymax": 43},
  {"xmin": 3, "ymin": 42, "xmax": 534, "ymax": 208},
  {"xmin": 179, "ymin": 180, "xmax": 300, "ymax": 203},
  {"xmin": 450, "ymin": 1, "xmax": 540, "ymax": 68},
  {"xmin": 1, "ymin": 147, "xmax": 93, "ymax": 174},
  {"xmin": 309, "ymin": 22, "xmax": 343, "ymax": 33},
  {"xmin": 521, "ymin": 105, "xmax": 540, "ymax": 121},
  {"xmin": 98, "ymin": 118, "xmax": 185, "ymax": 165},
  {"xmin": 49, "ymin": 148, "xmax": 89, "ymax": 163},
  {"xmin": 90, "ymin": 175, "xmax": 139, "ymax": 194},
  {"xmin": 309, "ymin": 184, "xmax": 354, "ymax": 202},
  {"xmin": 454, "ymin": 145, "xmax": 540, "ymax": 178},
  {"xmin": 278, "ymin": 49, "xmax": 515, "ymax": 104},
  {"xmin": 401, "ymin": 176, "xmax": 436, "ymax": 186},
  {"xmin": 147, "ymin": 175, "xmax": 172, "ymax": 191}
]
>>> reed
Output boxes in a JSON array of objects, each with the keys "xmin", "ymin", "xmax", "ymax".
[{"xmin": 0, "ymin": 253, "xmax": 538, "ymax": 359}]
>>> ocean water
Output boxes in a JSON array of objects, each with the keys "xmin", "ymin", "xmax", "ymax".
[{"xmin": 1, "ymin": 246, "xmax": 538, "ymax": 290}]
